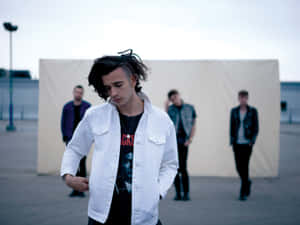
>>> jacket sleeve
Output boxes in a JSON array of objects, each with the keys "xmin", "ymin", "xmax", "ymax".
[
  {"xmin": 60, "ymin": 110, "xmax": 94, "ymax": 177},
  {"xmin": 158, "ymin": 122, "xmax": 179, "ymax": 199},
  {"xmin": 60, "ymin": 105, "xmax": 67, "ymax": 142},
  {"xmin": 230, "ymin": 109, "xmax": 234, "ymax": 145},
  {"xmin": 167, "ymin": 107, "xmax": 171, "ymax": 117},
  {"xmin": 251, "ymin": 108, "xmax": 259, "ymax": 144}
]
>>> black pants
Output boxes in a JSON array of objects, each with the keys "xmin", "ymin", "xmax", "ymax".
[
  {"xmin": 174, "ymin": 143, "xmax": 189, "ymax": 195},
  {"xmin": 233, "ymin": 143, "xmax": 253, "ymax": 195},
  {"xmin": 88, "ymin": 217, "xmax": 162, "ymax": 225},
  {"xmin": 65, "ymin": 141, "xmax": 87, "ymax": 177},
  {"xmin": 65, "ymin": 141, "xmax": 86, "ymax": 193},
  {"xmin": 76, "ymin": 156, "xmax": 87, "ymax": 177},
  {"xmin": 87, "ymin": 189, "xmax": 162, "ymax": 225}
]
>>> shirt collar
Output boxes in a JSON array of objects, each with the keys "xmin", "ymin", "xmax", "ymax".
[{"xmin": 109, "ymin": 91, "xmax": 152, "ymax": 115}]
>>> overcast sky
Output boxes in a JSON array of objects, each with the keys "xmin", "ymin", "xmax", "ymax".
[{"xmin": 0, "ymin": 0, "xmax": 299, "ymax": 80}]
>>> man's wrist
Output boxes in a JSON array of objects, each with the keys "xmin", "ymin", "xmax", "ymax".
[{"xmin": 63, "ymin": 174, "xmax": 73, "ymax": 183}]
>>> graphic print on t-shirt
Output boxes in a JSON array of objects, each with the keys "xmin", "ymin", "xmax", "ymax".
[{"xmin": 116, "ymin": 112, "xmax": 143, "ymax": 194}]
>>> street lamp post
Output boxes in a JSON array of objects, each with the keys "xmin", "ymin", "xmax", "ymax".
[{"xmin": 3, "ymin": 22, "xmax": 18, "ymax": 131}]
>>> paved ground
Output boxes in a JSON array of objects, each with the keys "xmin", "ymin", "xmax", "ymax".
[{"xmin": 0, "ymin": 121, "xmax": 300, "ymax": 225}]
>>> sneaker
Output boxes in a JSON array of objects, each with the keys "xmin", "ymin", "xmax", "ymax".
[
  {"xmin": 174, "ymin": 194, "xmax": 182, "ymax": 201},
  {"xmin": 182, "ymin": 193, "xmax": 190, "ymax": 201},
  {"xmin": 77, "ymin": 192, "xmax": 85, "ymax": 197},
  {"xmin": 246, "ymin": 180, "xmax": 252, "ymax": 197},
  {"xmin": 69, "ymin": 190, "xmax": 78, "ymax": 197},
  {"xmin": 239, "ymin": 195, "xmax": 247, "ymax": 201}
]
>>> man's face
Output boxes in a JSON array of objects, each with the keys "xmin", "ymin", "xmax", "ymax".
[
  {"xmin": 73, "ymin": 88, "xmax": 83, "ymax": 101},
  {"xmin": 238, "ymin": 95, "xmax": 248, "ymax": 106},
  {"xmin": 102, "ymin": 67, "xmax": 137, "ymax": 107},
  {"xmin": 169, "ymin": 93, "xmax": 182, "ymax": 106}
]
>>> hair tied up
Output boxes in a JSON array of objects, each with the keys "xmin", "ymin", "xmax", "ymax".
[
  {"xmin": 118, "ymin": 49, "xmax": 133, "ymax": 56},
  {"xmin": 118, "ymin": 49, "xmax": 142, "ymax": 62}
]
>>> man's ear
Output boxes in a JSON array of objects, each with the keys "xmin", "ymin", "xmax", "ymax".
[{"xmin": 130, "ymin": 74, "xmax": 137, "ymax": 88}]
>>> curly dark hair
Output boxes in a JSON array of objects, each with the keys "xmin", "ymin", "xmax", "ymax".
[
  {"xmin": 238, "ymin": 90, "xmax": 249, "ymax": 97},
  {"xmin": 88, "ymin": 49, "xmax": 148, "ymax": 100},
  {"xmin": 167, "ymin": 89, "xmax": 179, "ymax": 99}
]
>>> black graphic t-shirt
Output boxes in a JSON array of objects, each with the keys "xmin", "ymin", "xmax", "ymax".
[
  {"xmin": 107, "ymin": 111, "xmax": 143, "ymax": 225},
  {"xmin": 116, "ymin": 112, "xmax": 143, "ymax": 194}
]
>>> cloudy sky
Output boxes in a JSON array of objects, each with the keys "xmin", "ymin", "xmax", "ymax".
[{"xmin": 0, "ymin": 0, "xmax": 299, "ymax": 80}]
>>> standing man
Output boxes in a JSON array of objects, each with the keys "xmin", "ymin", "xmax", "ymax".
[
  {"xmin": 165, "ymin": 89, "xmax": 197, "ymax": 201},
  {"xmin": 230, "ymin": 90, "xmax": 259, "ymax": 201},
  {"xmin": 60, "ymin": 85, "xmax": 91, "ymax": 197},
  {"xmin": 60, "ymin": 50, "xmax": 178, "ymax": 225}
]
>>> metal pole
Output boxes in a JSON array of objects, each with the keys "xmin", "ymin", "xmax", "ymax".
[{"xmin": 6, "ymin": 31, "xmax": 16, "ymax": 131}]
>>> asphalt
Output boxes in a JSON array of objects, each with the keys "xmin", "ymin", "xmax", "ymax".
[{"xmin": 0, "ymin": 121, "xmax": 299, "ymax": 225}]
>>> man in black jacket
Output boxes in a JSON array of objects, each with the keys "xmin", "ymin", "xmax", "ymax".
[
  {"xmin": 61, "ymin": 85, "xmax": 91, "ymax": 197},
  {"xmin": 230, "ymin": 90, "xmax": 259, "ymax": 201}
]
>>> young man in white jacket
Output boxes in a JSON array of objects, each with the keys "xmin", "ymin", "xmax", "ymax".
[{"xmin": 60, "ymin": 50, "xmax": 178, "ymax": 225}]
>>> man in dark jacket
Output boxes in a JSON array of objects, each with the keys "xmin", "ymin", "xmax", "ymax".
[
  {"xmin": 61, "ymin": 85, "xmax": 91, "ymax": 197},
  {"xmin": 230, "ymin": 90, "xmax": 259, "ymax": 201}
]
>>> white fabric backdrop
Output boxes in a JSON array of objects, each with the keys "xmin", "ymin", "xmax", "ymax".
[{"xmin": 38, "ymin": 59, "xmax": 280, "ymax": 177}]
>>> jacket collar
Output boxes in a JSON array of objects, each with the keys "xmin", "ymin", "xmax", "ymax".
[
  {"xmin": 108, "ymin": 91, "xmax": 152, "ymax": 115},
  {"xmin": 170, "ymin": 99, "xmax": 186, "ymax": 111},
  {"xmin": 237, "ymin": 104, "xmax": 250, "ymax": 111},
  {"xmin": 236, "ymin": 105, "xmax": 251, "ymax": 121}
]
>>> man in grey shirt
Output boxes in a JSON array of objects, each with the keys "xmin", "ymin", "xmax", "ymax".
[
  {"xmin": 237, "ymin": 110, "xmax": 249, "ymax": 144},
  {"xmin": 230, "ymin": 90, "xmax": 259, "ymax": 201}
]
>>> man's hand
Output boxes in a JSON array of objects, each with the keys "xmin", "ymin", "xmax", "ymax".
[
  {"xmin": 164, "ymin": 99, "xmax": 171, "ymax": 112},
  {"xmin": 184, "ymin": 139, "xmax": 192, "ymax": 147},
  {"xmin": 65, "ymin": 174, "xmax": 89, "ymax": 192}
]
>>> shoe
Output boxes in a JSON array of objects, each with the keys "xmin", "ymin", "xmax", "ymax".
[
  {"xmin": 182, "ymin": 193, "xmax": 190, "ymax": 201},
  {"xmin": 246, "ymin": 180, "xmax": 252, "ymax": 197},
  {"xmin": 77, "ymin": 192, "xmax": 85, "ymax": 197},
  {"xmin": 239, "ymin": 195, "xmax": 247, "ymax": 201},
  {"xmin": 69, "ymin": 190, "xmax": 78, "ymax": 197},
  {"xmin": 174, "ymin": 194, "xmax": 182, "ymax": 201}
]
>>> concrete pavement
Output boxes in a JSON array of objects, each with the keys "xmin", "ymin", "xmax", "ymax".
[{"xmin": 0, "ymin": 121, "xmax": 299, "ymax": 225}]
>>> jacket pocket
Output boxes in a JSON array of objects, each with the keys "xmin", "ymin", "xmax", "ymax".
[
  {"xmin": 147, "ymin": 134, "xmax": 166, "ymax": 171},
  {"xmin": 134, "ymin": 182, "xmax": 160, "ymax": 225},
  {"xmin": 91, "ymin": 126, "xmax": 109, "ymax": 151},
  {"xmin": 91, "ymin": 126, "xmax": 109, "ymax": 136},
  {"xmin": 148, "ymin": 135, "xmax": 166, "ymax": 145}
]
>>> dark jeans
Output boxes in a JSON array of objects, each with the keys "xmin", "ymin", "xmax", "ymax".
[
  {"xmin": 65, "ymin": 141, "xmax": 86, "ymax": 193},
  {"xmin": 65, "ymin": 141, "xmax": 87, "ymax": 178},
  {"xmin": 76, "ymin": 156, "xmax": 87, "ymax": 177},
  {"xmin": 233, "ymin": 143, "xmax": 253, "ymax": 195},
  {"xmin": 87, "ymin": 189, "xmax": 162, "ymax": 225},
  {"xmin": 174, "ymin": 143, "xmax": 189, "ymax": 195},
  {"xmin": 88, "ymin": 217, "xmax": 162, "ymax": 225}
]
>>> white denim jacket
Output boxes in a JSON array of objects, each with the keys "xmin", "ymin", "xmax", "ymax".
[{"xmin": 60, "ymin": 92, "xmax": 178, "ymax": 225}]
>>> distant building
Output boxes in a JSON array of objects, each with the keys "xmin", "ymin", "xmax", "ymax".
[
  {"xmin": 0, "ymin": 68, "xmax": 6, "ymax": 78},
  {"xmin": 281, "ymin": 82, "xmax": 300, "ymax": 123},
  {"xmin": 0, "ymin": 68, "xmax": 31, "ymax": 79},
  {"xmin": 0, "ymin": 77, "xmax": 299, "ymax": 122},
  {"xmin": 0, "ymin": 77, "xmax": 38, "ymax": 120}
]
